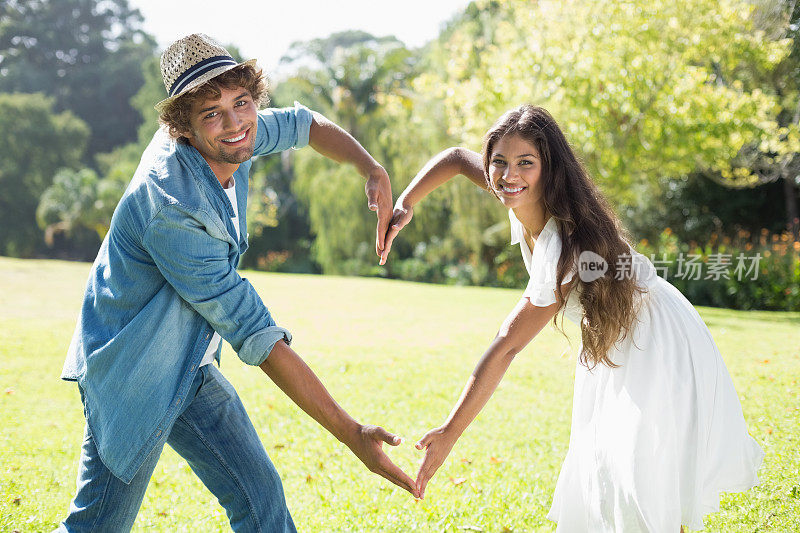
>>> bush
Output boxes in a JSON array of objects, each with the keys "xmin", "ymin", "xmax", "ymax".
[{"xmin": 637, "ymin": 228, "xmax": 800, "ymax": 311}]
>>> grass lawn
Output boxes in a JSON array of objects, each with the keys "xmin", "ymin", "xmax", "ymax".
[{"xmin": 0, "ymin": 256, "xmax": 798, "ymax": 532}]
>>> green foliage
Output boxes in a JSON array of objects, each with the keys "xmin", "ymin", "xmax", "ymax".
[
  {"xmin": 277, "ymin": 30, "xmax": 415, "ymax": 135},
  {"xmin": 130, "ymin": 55, "xmax": 164, "ymax": 146},
  {"xmin": 0, "ymin": 92, "xmax": 89, "ymax": 257},
  {"xmin": 1, "ymin": 258, "xmax": 798, "ymax": 531},
  {"xmin": 240, "ymin": 154, "xmax": 318, "ymax": 273},
  {"xmin": 291, "ymin": 153, "xmax": 381, "ymax": 275},
  {"xmin": 0, "ymin": 0, "xmax": 157, "ymax": 159},
  {"xmin": 36, "ymin": 167, "xmax": 126, "ymax": 259},
  {"xmin": 637, "ymin": 227, "xmax": 800, "ymax": 311},
  {"xmin": 377, "ymin": 0, "xmax": 799, "ymax": 301},
  {"xmin": 1, "ymin": 0, "xmax": 797, "ymax": 311},
  {"xmin": 626, "ymin": 171, "xmax": 790, "ymax": 244},
  {"xmin": 273, "ymin": 31, "xmax": 424, "ymax": 274},
  {"xmin": 721, "ymin": 0, "xmax": 800, "ymax": 236},
  {"xmin": 418, "ymin": 0, "xmax": 787, "ymax": 203}
]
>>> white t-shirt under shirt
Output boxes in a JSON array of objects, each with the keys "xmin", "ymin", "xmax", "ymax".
[{"xmin": 199, "ymin": 177, "xmax": 240, "ymax": 367}]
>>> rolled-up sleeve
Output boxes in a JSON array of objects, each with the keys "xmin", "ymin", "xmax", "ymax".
[
  {"xmin": 143, "ymin": 204, "xmax": 291, "ymax": 365},
  {"xmin": 252, "ymin": 102, "xmax": 313, "ymax": 157}
]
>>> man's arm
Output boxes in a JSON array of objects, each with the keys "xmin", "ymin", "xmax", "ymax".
[
  {"xmin": 260, "ymin": 340, "xmax": 419, "ymax": 498},
  {"xmin": 307, "ymin": 112, "xmax": 393, "ymax": 260}
]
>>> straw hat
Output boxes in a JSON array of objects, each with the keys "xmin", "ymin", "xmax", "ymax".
[{"xmin": 155, "ymin": 33, "xmax": 257, "ymax": 110}]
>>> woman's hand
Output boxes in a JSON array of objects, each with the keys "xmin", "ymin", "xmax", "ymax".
[
  {"xmin": 377, "ymin": 147, "xmax": 484, "ymax": 265},
  {"xmin": 379, "ymin": 202, "xmax": 414, "ymax": 265},
  {"xmin": 414, "ymin": 425, "xmax": 458, "ymax": 499}
]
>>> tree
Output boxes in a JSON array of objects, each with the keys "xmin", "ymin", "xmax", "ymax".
[
  {"xmin": 727, "ymin": 0, "xmax": 800, "ymax": 239},
  {"xmin": 419, "ymin": 0, "xmax": 787, "ymax": 201},
  {"xmin": 272, "ymin": 31, "xmax": 422, "ymax": 274},
  {"xmin": 0, "ymin": 92, "xmax": 89, "ymax": 256},
  {"xmin": 36, "ymin": 167, "xmax": 126, "ymax": 259},
  {"xmin": 406, "ymin": 0, "xmax": 792, "ymax": 258},
  {"xmin": 276, "ymin": 30, "xmax": 415, "ymax": 139},
  {"xmin": 0, "ymin": 0, "xmax": 157, "ymax": 159}
]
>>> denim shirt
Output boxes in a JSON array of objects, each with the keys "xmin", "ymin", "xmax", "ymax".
[{"xmin": 62, "ymin": 103, "xmax": 313, "ymax": 483}]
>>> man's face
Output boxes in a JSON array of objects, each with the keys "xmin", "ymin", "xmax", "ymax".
[{"xmin": 183, "ymin": 86, "xmax": 258, "ymax": 168}]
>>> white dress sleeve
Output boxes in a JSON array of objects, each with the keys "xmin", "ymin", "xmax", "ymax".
[{"xmin": 516, "ymin": 216, "xmax": 576, "ymax": 308}]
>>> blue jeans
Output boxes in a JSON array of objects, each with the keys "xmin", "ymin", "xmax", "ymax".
[{"xmin": 56, "ymin": 365, "xmax": 296, "ymax": 532}]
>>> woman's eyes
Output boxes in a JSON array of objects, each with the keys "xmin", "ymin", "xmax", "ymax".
[{"xmin": 492, "ymin": 159, "xmax": 533, "ymax": 166}]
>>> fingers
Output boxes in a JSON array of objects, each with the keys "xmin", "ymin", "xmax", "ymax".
[
  {"xmin": 417, "ymin": 470, "xmax": 431, "ymax": 499},
  {"xmin": 414, "ymin": 428, "xmax": 447, "ymax": 499},
  {"xmin": 415, "ymin": 430, "xmax": 435, "ymax": 450},
  {"xmin": 376, "ymin": 198, "xmax": 393, "ymax": 253},
  {"xmin": 360, "ymin": 426, "xmax": 421, "ymax": 497},
  {"xmin": 379, "ymin": 208, "xmax": 412, "ymax": 265},
  {"xmin": 415, "ymin": 454, "xmax": 438, "ymax": 499},
  {"xmin": 380, "ymin": 225, "xmax": 400, "ymax": 265},
  {"xmin": 361, "ymin": 427, "xmax": 419, "ymax": 497},
  {"xmin": 376, "ymin": 455, "xmax": 420, "ymax": 498},
  {"xmin": 372, "ymin": 425, "xmax": 402, "ymax": 446},
  {"xmin": 366, "ymin": 176, "xmax": 392, "ymax": 255},
  {"xmin": 365, "ymin": 183, "xmax": 380, "ymax": 212}
]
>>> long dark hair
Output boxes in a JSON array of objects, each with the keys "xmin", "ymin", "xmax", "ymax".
[{"xmin": 483, "ymin": 105, "xmax": 645, "ymax": 368}]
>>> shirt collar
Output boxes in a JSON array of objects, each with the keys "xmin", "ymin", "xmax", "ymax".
[
  {"xmin": 509, "ymin": 210, "xmax": 555, "ymax": 245},
  {"xmin": 175, "ymin": 140, "xmax": 237, "ymax": 218}
]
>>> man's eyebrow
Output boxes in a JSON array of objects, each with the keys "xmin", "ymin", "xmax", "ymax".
[
  {"xmin": 197, "ymin": 92, "xmax": 250, "ymax": 115},
  {"xmin": 198, "ymin": 103, "xmax": 220, "ymax": 114}
]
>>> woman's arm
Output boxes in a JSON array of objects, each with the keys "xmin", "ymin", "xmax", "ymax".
[
  {"xmin": 379, "ymin": 147, "xmax": 485, "ymax": 263},
  {"xmin": 400, "ymin": 147, "xmax": 487, "ymax": 206},
  {"xmin": 414, "ymin": 295, "xmax": 564, "ymax": 498}
]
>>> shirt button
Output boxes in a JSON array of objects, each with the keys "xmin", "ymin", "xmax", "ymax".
[
  {"xmin": 205, "ymin": 333, "xmax": 210, "ymax": 340},
  {"xmin": 190, "ymin": 365, "xmax": 197, "ymax": 372},
  {"xmin": 175, "ymin": 398, "xmax": 182, "ymax": 405},
  {"xmin": 156, "ymin": 429, "xmax": 162, "ymax": 437}
]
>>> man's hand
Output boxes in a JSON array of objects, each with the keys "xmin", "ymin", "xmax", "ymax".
[
  {"xmin": 307, "ymin": 113, "xmax": 395, "ymax": 262},
  {"xmin": 365, "ymin": 167, "xmax": 393, "ymax": 263},
  {"xmin": 345, "ymin": 423, "xmax": 420, "ymax": 498},
  {"xmin": 380, "ymin": 202, "xmax": 414, "ymax": 264},
  {"xmin": 260, "ymin": 341, "xmax": 418, "ymax": 497},
  {"xmin": 414, "ymin": 426, "xmax": 457, "ymax": 499}
]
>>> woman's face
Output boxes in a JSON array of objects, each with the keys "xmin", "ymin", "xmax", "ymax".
[{"xmin": 488, "ymin": 134, "xmax": 544, "ymax": 210}]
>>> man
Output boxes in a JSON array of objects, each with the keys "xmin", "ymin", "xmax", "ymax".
[{"xmin": 57, "ymin": 33, "xmax": 416, "ymax": 532}]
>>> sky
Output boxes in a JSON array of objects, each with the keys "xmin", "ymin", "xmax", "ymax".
[{"xmin": 128, "ymin": 0, "xmax": 472, "ymax": 76}]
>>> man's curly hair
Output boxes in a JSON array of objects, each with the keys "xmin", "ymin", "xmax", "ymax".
[{"xmin": 159, "ymin": 64, "xmax": 268, "ymax": 141}]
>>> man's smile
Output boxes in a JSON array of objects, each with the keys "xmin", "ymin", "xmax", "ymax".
[{"xmin": 220, "ymin": 128, "xmax": 250, "ymax": 145}]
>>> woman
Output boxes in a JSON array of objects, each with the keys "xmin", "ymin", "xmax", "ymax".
[{"xmin": 382, "ymin": 105, "xmax": 763, "ymax": 532}]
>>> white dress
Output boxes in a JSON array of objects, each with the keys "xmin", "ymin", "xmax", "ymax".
[{"xmin": 508, "ymin": 211, "xmax": 764, "ymax": 532}]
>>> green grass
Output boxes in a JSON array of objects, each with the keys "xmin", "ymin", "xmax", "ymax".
[{"xmin": 0, "ymin": 257, "xmax": 798, "ymax": 532}]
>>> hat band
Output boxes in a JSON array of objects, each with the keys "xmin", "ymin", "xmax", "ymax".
[{"xmin": 169, "ymin": 55, "xmax": 239, "ymax": 97}]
